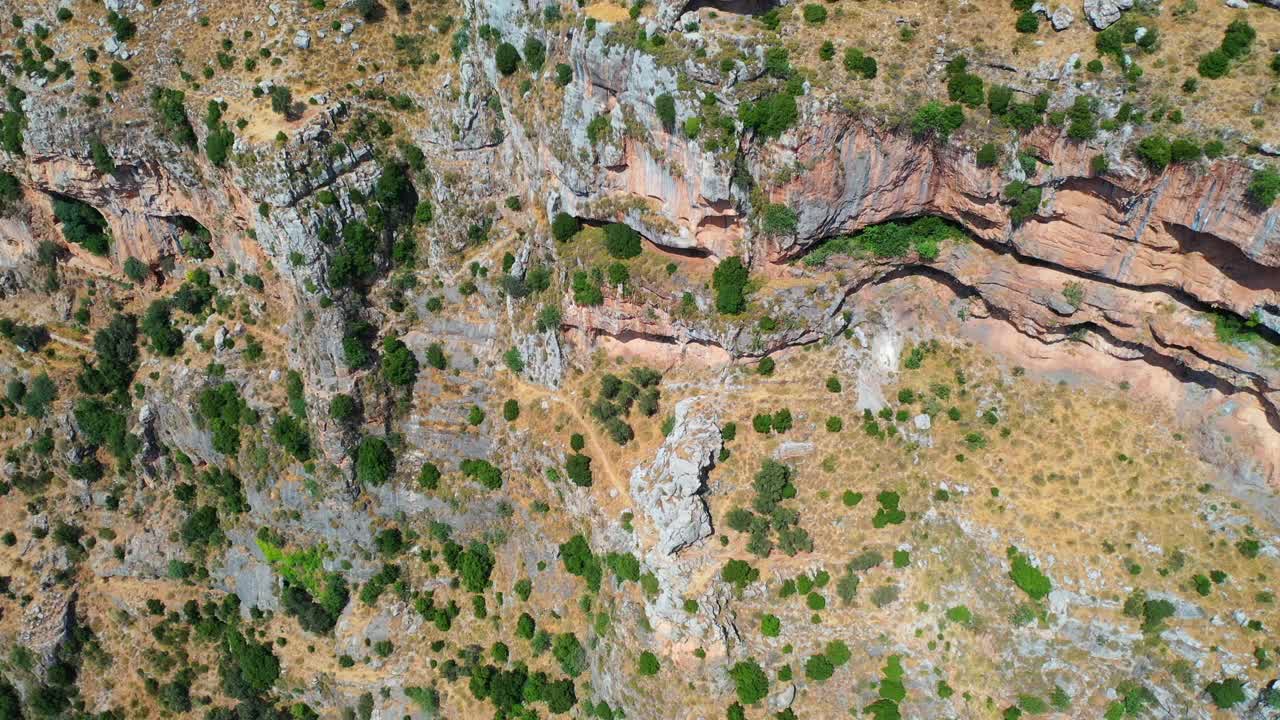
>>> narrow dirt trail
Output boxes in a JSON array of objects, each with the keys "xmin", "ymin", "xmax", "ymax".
[{"xmin": 512, "ymin": 379, "xmax": 627, "ymax": 498}]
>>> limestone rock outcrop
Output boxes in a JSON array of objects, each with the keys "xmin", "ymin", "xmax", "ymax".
[{"xmin": 630, "ymin": 397, "xmax": 721, "ymax": 556}]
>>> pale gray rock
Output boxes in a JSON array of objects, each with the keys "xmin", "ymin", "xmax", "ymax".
[
  {"xmin": 630, "ymin": 398, "xmax": 721, "ymax": 555},
  {"xmin": 293, "ymin": 30, "xmax": 311, "ymax": 50},
  {"xmin": 515, "ymin": 329, "xmax": 564, "ymax": 389},
  {"xmin": 20, "ymin": 589, "xmax": 76, "ymax": 673},
  {"xmin": 1051, "ymin": 5, "xmax": 1075, "ymax": 28},
  {"xmin": 1083, "ymin": 0, "xmax": 1133, "ymax": 29},
  {"xmin": 770, "ymin": 683, "xmax": 797, "ymax": 710}
]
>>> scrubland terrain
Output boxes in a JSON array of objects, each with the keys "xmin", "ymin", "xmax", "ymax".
[{"xmin": 0, "ymin": 0, "xmax": 1279, "ymax": 718}]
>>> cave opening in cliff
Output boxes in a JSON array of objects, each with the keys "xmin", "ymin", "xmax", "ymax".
[
  {"xmin": 577, "ymin": 217, "xmax": 712, "ymax": 259},
  {"xmin": 795, "ymin": 215, "xmax": 970, "ymax": 267},
  {"xmin": 47, "ymin": 193, "xmax": 111, "ymax": 257},
  {"xmin": 167, "ymin": 214, "xmax": 214, "ymax": 259},
  {"xmin": 680, "ymin": 0, "xmax": 777, "ymax": 17}
]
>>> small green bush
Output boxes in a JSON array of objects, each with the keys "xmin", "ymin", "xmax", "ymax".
[
  {"xmin": 1246, "ymin": 168, "xmax": 1280, "ymax": 208},
  {"xmin": 802, "ymin": 4, "xmax": 828, "ymax": 24},
  {"xmin": 495, "ymin": 42, "xmax": 520, "ymax": 75}
]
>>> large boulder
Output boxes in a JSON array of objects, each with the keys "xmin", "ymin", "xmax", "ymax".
[
  {"xmin": 1083, "ymin": 0, "xmax": 1133, "ymax": 29},
  {"xmin": 629, "ymin": 397, "xmax": 721, "ymax": 555}
]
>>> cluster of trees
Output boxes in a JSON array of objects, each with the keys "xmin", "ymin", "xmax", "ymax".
[
  {"xmin": 724, "ymin": 460, "xmax": 812, "ymax": 557},
  {"xmin": 460, "ymin": 457, "xmax": 503, "ymax": 489},
  {"xmin": 559, "ymin": 533, "xmax": 603, "ymax": 592},
  {"xmin": 1131, "ymin": 134, "xmax": 1209, "ymax": 172},
  {"xmin": 1198, "ymin": 20, "xmax": 1254, "ymax": 79},
  {"xmin": 910, "ymin": 100, "xmax": 964, "ymax": 141},
  {"xmin": 51, "ymin": 196, "xmax": 110, "ymax": 255},
  {"xmin": 204, "ymin": 100, "xmax": 235, "ymax": 167},
  {"xmin": 844, "ymin": 48, "xmax": 877, "ymax": 79},
  {"xmin": 0, "ymin": 317, "xmax": 49, "ymax": 352},
  {"xmin": 871, "ymin": 490, "xmax": 906, "ymax": 528},
  {"xmin": 173, "ymin": 268, "xmax": 216, "ymax": 315},
  {"xmin": 141, "ymin": 300, "xmax": 183, "ymax": 356},
  {"xmin": 751, "ymin": 408, "xmax": 792, "ymax": 434},
  {"xmin": 3, "ymin": 370, "xmax": 56, "ymax": 418},
  {"xmin": 443, "ymin": 540, "xmax": 495, "ymax": 592},
  {"xmin": 863, "ymin": 655, "xmax": 908, "ymax": 719},
  {"xmin": 197, "ymin": 382, "xmax": 255, "ymax": 456},
  {"xmin": 1002, "ymin": 180, "xmax": 1043, "ymax": 226},
  {"xmin": 588, "ymin": 367, "xmax": 662, "ymax": 445},
  {"xmin": 805, "ymin": 639, "xmax": 852, "ymax": 682},
  {"xmin": 327, "ymin": 161, "xmax": 420, "ymax": 291},
  {"xmin": 468, "ymin": 661, "xmax": 577, "ymax": 715},
  {"xmin": 803, "ymin": 216, "xmax": 961, "ymax": 266},
  {"xmin": 151, "ymin": 87, "xmax": 197, "ymax": 148}
]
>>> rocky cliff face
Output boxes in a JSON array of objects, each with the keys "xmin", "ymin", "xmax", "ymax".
[{"xmin": 2, "ymin": 1, "xmax": 1280, "ymax": 717}]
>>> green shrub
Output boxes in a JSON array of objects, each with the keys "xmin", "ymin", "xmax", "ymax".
[
  {"xmin": 1065, "ymin": 96, "xmax": 1097, "ymax": 141},
  {"xmin": 603, "ymin": 222, "xmax": 642, "ymax": 259},
  {"xmin": 417, "ymin": 462, "xmax": 441, "ymax": 491},
  {"xmin": 0, "ymin": 110, "xmax": 24, "ymax": 157},
  {"xmin": 559, "ymin": 534, "xmax": 602, "ymax": 592},
  {"xmin": 947, "ymin": 67, "xmax": 985, "ymax": 107},
  {"xmin": 986, "ymin": 85, "xmax": 1013, "ymax": 115},
  {"xmin": 495, "ymin": 42, "xmax": 520, "ymax": 75},
  {"xmin": 1003, "ymin": 182, "xmax": 1042, "ymax": 225},
  {"xmin": 805, "ymin": 654, "xmax": 834, "ymax": 681},
  {"xmin": 552, "ymin": 632, "xmax": 587, "ymax": 677},
  {"xmin": 655, "ymin": 93, "xmax": 676, "ymax": 132},
  {"xmin": 1007, "ymin": 547, "xmax": 1052, "ymax": 600},
  {"xmin": 330, "ymin": 394, "xmax": 358, "ymax": 422},
  {"xmin": 911, "ymin": 101, "xmax": 964, "ymax": 140},
  {"xmin": 1247, "ymin": 168, "xmax": 1280, "ymax": 208},
  {"xmin": 151, "ymin": 87, "xmax": 197, "ymax": 148},
  {"xmin": 1015, "ymin": 11, "xmax": 1037, "ymax": 33},
  {"xmin": 523, "ymin": 37, "xmax": 546, "ymax": 72},
  {"xmin": 1220, "ymin": 19, "xmax": 1255, "ymax": 59},
  {"xmin": 1134, "ymin": 135, "xmax": 1171, "ymax": 171},
  {"xmin": 354, "ymin": 436, "xmax": 394, "ymax": 485},
  {"xmin": 739, "ymin": 93, "xmax": 798, "ymax": 139},
  {"xmin": 1205, "ymin": 678, "xmax": 1246, "ymax": 708},
  {"xmin": 572, "ymin": 271, "xmax": 603, "ymax": 305},
  {"xmin": 802, "ymin": 4, "xmax": 828, "ymax": 23},
  {"xmin": 637, "ymin": 651, "xmax": 660, "ymax": 676},
  {"xmin": 760, "ymin": 614, "xmax": 781, "ymax": 637},
  {"xmin": 460, "ymin": 458, "xmax": 503, "ymax": 489},
  {"xmin": 141, "ymin": 300, "xmax": 183, "ymax": 357},
  {"xmin": 270, "ymin": 414, "xmax": 310, "ymax": 460},
  {"xmin": 843, "ymin": 48, "xmax": 877, "ymax": 78},
  {"xmin": 728, "ymin": 660, "xmax": 769, "ymax": 705},
  {"xmin": 712, "ymin": 256, "xmax": 749, "ymax": 314},
  {"xmin": 721, "ymin": 559, "xmax": 759, "ymax": 590},
  {"xmin": 976, "ymin": 143, "xmax": 998, "ymax": 168},
  {"xmin": 380, "ymin": 337, "xmax": 418, "ymax": 386},
  {"xmin": 1197, "ymin": 50, "xmax": 1230, "ymax": 79},
  {"xmin": 762, "ymin": 203, "xmax": 798, "ymax": 236}
]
